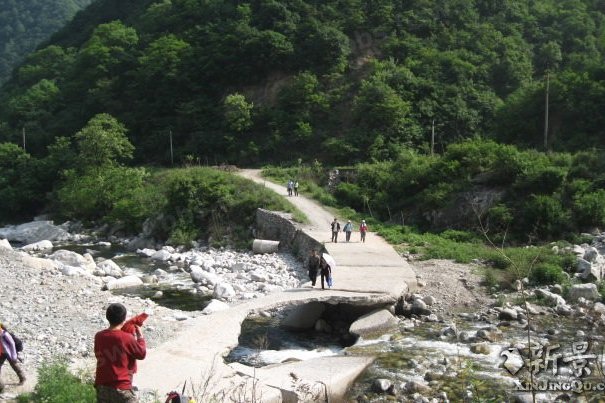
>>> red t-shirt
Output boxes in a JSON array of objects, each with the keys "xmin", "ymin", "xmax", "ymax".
[{"xmin": 94, "ymin": 329, "xmax": 146, "ymax": 390}]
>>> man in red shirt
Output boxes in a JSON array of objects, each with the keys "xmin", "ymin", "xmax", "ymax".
[{"xmin": 94, "ymin": 303, "xmax": 146, "ymax": 403}]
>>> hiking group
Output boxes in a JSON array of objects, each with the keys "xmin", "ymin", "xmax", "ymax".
[
  {"xmin": 286, "ymin": 179, "xmax": 299, "ymax": 197},
  {"xmin": 331, "ymin": 218, "xmax": 368, "ymax": 243},
  {"xmin": 307, "ymin": 249, "xmax": 334, "ymax": 290}
]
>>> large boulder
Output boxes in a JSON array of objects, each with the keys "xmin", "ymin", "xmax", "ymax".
[
  {"xmin": 568, "ymin": 284, "xmax": 600, "ymax": 302},
  {"xmin": 202, "ymin": 299, "xmax": 230, "ymax": 314},
  {"xmin": 213, "ymin": 282, "xmax": 236, "ymax": 300},
  {"xmin": 49, "ymin": 250, "xmax": 96, "ymax": 273},
  {"xmin": 576, "ymin": 258, "xmax": 592, "ymax": 273},
  {"xmin": 280, "ymin": 301, "xmax": 326, "ymax": 330},
  {"xmin": 151, "ymin": 249, "xmax": 172, "ymax": 261},
  {"xmin": 106, "ymin": 275, "xmax": 143, "ymax": 290},
  {"xmin": 583, "ymin": 247, "xmax": 599, "ymax": 263},
  {"xmin": 349, "ymin": 309, "xmax": 399, "ymax": 337},
  {"xmin": 21, "ymin": 240, "xmax": 53, "ymax": 251},
  {"xmin": 95, "ymin": 260, "xmax": 124, "ymax": 277},
  {"xmin": 190, "ymin": 267, "xmax": 219, "ymax": 286},
  {"xmin": 0, "ymin": 221, "xmax": 71, "ymax": 244}
]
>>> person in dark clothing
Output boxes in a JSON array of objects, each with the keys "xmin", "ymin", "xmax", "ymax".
[
  {"xmin": 330, "ymin": 218, "xmax": 340, "ymax": 243},
  {"xmin": 307, "ymin": 249, "xmax": 320, "ymax": 287},
  {"xmin": 94, "ymin": 303, "xmax": 146, "ymax": 403},
  {"xmin": 319, "ymin": 257, "xmax": 332, "ymax": 290}
]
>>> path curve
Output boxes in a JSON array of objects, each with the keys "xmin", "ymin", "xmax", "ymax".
[{"xmin": 136, "ymin": 169, "xmax": 416, "ymax": 401}]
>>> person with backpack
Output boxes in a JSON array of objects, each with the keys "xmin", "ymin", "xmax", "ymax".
[
  {"xmin": 94, "ymin": 303, "xmax": 146, "ymax": 403},
  {"xmin": 0, "ymin": 323, "xmax": 26, "ymax": 392},
  {"xmin": 343, "ymin": 220, "xmax": 353, "ymax": 242},
  {"xmin": 359, "ymin": 220, "xmax": 368, "ymax": 243},
  {"xmin": 307, "ymin": 249, "xmax": 320, "ymax": 287},
  {"xmin": 294, "ymin": 181, "xmax": 299, "ymax": 196}
]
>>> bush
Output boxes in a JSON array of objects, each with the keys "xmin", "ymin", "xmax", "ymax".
[
  {"xmin": 573, "ymin": 190, "xmax": 605, "ymax": 229},
  {"xmin": 522, "ymin": 195, "xmax": 571, "ymax": 239},
  {"xmin": 19, "ymin": 361, "xmax": 95, "ymax": 403},
  {"xmin": 529, "ymin": 263, "xmax": 566, "ymax": 285},
  {"xmin": 440, "ymin": 229, "xmax": 481, "ymax": 243}
]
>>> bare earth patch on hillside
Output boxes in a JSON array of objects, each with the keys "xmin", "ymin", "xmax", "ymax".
[{"xmin": 410, "ymin": 259, "xmax": 495, "ymax": 314}]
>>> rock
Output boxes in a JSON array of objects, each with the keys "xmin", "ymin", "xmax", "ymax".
[
  {"xmin": 281, "ymin": 302, "xmax": 326, "ymax": 330},
  {"xmin": 250, "ymin": 270, "xmax": 269, "ymax": 282},
  {"xmin": 314, "ymin": 319, "xmax": 331, "ymax": 333},
  {"xmin": 556, "ymin": 304, "xmax": 573, "ymax": 316},
  {"xmin": 475, "ymin": 327, "xmax": 502, "ymax": 342},
  {"xmin": 423, "ymin": 296, "xmax": 436, "ymax": 306},
  {"xmin": 470, "ymin": 343, "xmax": 491, "ymax": 355},
  {"xmin": 153, "ymin": 291, "xmax": 163, "ymax": 298},
  {"xmin": 535, "ymin": 288, "xmax": 566, "ymax": 306},
  {"xmin": 190, "ymin": 268, "xmax": 219, "ymax": 286},
  {"xmin": 174, "ymin": 313, "xmax": 189, "ymax": 321},
  {"xmin": 49, "ymin": 250, "xmax": 96, "ymax": 272},
  {"xmin": 498, "ymin": 308, "xmax": 518, "ymax": 321},
  {"xmin": 96, "ymin": 260, "xmax": 123, "ymax": 277},
  {"xmin": 153, "ymin": 269, "xmax": 168, "ymax": 277},
  {"xmin": 576, "ymin": 330, "xmax": 586, "ymax": 338},
  {"xmin": 550, "ymin": 284, "xmax": 563, "ymax": 294},
  {"xmin": 137, "ymin": 248, "xmax": 156, "ymax": 257},
  {"xmin": 202, "ymin": 299, "xmax": 230, "ymax": 314},
  {"xmin": 412, "ymin": 299, "xmax": 431, "ymax": 316},
  {"xmin": 576, "ymin": 258, "xmax": 592, "ymax": 273},
  {"xmin": 573, "ymin": 245, "xmax": 586, "ymax": 256},
  {"xmin": 372, "ymin": 379, "xmax": 393, "ymax": 394},
  {"xmin": 231, "ymin": 263, "xmax": 246, "ymax": 272},
  {"xmin": 512, "ymin": 279, "xmax": 523, "ymax": 291},
  {"xmin": 151, "ymin": 249, "xmax": 172, "ymax": 261},
  {"xmin": 0, "ymin": 238, "xmax": 12, "ymax": 250},
  {"xmin": 349, "ymin": 309, "xmax": 399, "ymax": 337},
  {"xmin": 583, "ymin": 247, "xmax": 599, "ymax": 262},
  {"xmin": 213, "ymin": 282, "xmax": 236, "ymax": 300},
  {"xmin": 0, "ymin": 220, "xmax": 71, "ymax": 244},
  {"xmin": 21, "ymin": 240, "xmax": 53, "ymax": 251},
  {"xmin": 580, "ymin": 264, "xmax": 603, "ymax": 282},
  {"xmin": 106, "ymin": 275, "xmax": 143, "ymax": 290},
  {"xmin": 568, "ymin": 284, "xmax": 600, "ymax": 302},
  {"xmin": 405, "ymin": 380, "xmax": 431, "ymax": 394},
  {"xmin": 593, "ymin": 302, "xmax": 605, "ymax": 314},
  {"xmin": 141, "ymin": 275, "xmax": 158, "ymax": 284}
]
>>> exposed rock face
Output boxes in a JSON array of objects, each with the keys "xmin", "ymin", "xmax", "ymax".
[{"xmin": 0, "ymin": 221, "xmax": 72, "ymax": 244}]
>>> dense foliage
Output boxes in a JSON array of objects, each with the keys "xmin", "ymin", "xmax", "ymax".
[
  {"xmin": 0, "ymin": 0, "xmax": 93, "ymax": 84},
  {"xmin": 1, "ymin": 0, "xmax": 605, "ymax": 164},
  {"xmin": 334, "ymin": 139, "xmax": 605, "ymax": 242}
]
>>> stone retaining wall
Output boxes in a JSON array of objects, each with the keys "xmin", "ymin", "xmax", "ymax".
[{"xmin": 255, "ymin": 208, "xmax": 324, "ymax": 260}]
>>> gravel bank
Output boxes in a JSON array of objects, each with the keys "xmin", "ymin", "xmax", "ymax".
[{"xmin": 0, "ymin": 247, "xmax": 187, "ymax": 401}]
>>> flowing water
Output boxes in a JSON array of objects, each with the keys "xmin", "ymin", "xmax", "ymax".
[{"xmin": 228, "ymin": 311, "xmax": 605, "ymax": 402}]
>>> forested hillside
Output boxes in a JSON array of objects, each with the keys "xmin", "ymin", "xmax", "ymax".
[
  {"xmin": 1, "ymin": 0, "xmax": 605, "ymax": 165},
  {"xmin": 0, "ymin": 0, "xmax": 93, "ymax": 84}
]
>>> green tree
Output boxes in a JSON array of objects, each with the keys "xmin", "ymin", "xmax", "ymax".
[
  {"xmin": 74, "ymin": 113, "xmax": 134, "ymax": 168},
  {"xmin": 223, "ymin": 93, "xmax": 253, "ymax": 133}
]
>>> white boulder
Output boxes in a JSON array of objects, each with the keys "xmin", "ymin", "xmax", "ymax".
[
  {"xmin": 0, "ymin": 239, "xmax": 12, "ymax": 250},
  {"xmin": 213, "ymin": 283, "xmax": 236, "ymax": 299},
  {"xmin": 0, "ymin": 220, "xmax": 72, "ymax": 244},
  {"xmin": 202, "ymin": 299, "xmax": 230, "ymax": 314},
  {"xmin": 49, "ymin": 250, "xmax": 95, "ymax": 273},
  {"xmin": 106, "ymin": 275, "xmax": 143, "ymax": 290},
  {"xmin": 22, "ymin": 240, "xmax": 53, "ymax": 251},
  {"xmin": 151, "ymin": 249, "xmax": 172, "ymax": 261},
  {"xmin": 95, "ymin": 260, "xmax": 124, "ymax": 277},
  {"xmin": 568, "ymin": 284, "xmax": 600, "ymax": 302}
]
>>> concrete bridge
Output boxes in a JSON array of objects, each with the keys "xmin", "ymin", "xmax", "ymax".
[{"xmin": 136, "ymin": 169, "xmax": 416, "ymax": 402}]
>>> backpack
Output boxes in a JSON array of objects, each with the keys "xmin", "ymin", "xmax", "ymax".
[{"xmin": 10, "ymin": 332, "xmax": 23, "ymax": 352}]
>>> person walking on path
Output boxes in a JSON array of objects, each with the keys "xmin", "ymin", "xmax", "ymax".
[
  {"xmin": 94, "ymin": 303, "xmax": 146, "ymax": 403},
  {"xmin": 360, "ymin": 220, "xmax": 368, "ymax": 243},
  {"xmin": 287, "ymin": 180, "xmax": 293, "ymax": 196},
  {"xmin": 319, "ymin": 256, "xmax": 333, "ymax": 290},
  {"xmin": 343, "ymin": 220, "xmax": 353, "ymax": 242},
  {"xmin": 307, "ymin": 249, "xmax": 320, "ymax": 287},
  {"xmin": 0, "ymin": 323, "xmax": 26, "ymax": 392},
  {"xmin": 330, "ymin": 218, "xmax": 341, "ymax": 243},
  {"xmin": 294, "ymin": 181, "xmax": 299, "ymax": 196}
]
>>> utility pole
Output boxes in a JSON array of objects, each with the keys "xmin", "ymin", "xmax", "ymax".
[
  {"xmin": 544, "ymin": 71, "xmax": 550, "ymax": 151},
  {"xmin": 22, "ymin": 126, "xmax": 26, "ymax": 152},
  {"xmin": 431, "ymin": 119, "xmax": 435, "ymax": 156},
  {"xmin": 169, "ymin": 129, "xmax": 174, "ymax": 166}
]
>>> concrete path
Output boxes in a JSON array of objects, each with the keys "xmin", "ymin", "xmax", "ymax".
[{"xmin": 136, "ymin": 169, "xmax": 416, "ymax": 402}]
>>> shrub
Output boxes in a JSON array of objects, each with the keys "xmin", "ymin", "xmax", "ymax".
[
  {"xmin": 573, "ymin": 190, "xmax": 605, "ymax": 229},
  {"xmin": 529, "ymin": 263, "xmax": 566, "ymax": 285},
  {"xmin": 20, "ymin": 361, "xmax": 95, "ymax": 402},
  {"xmin": 522, "ymin": 195, "xmax": 571, "ymax": 239},
  {"xmin": 440, "ymin": 229, "xmax": 481, "ymax": 243}
]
